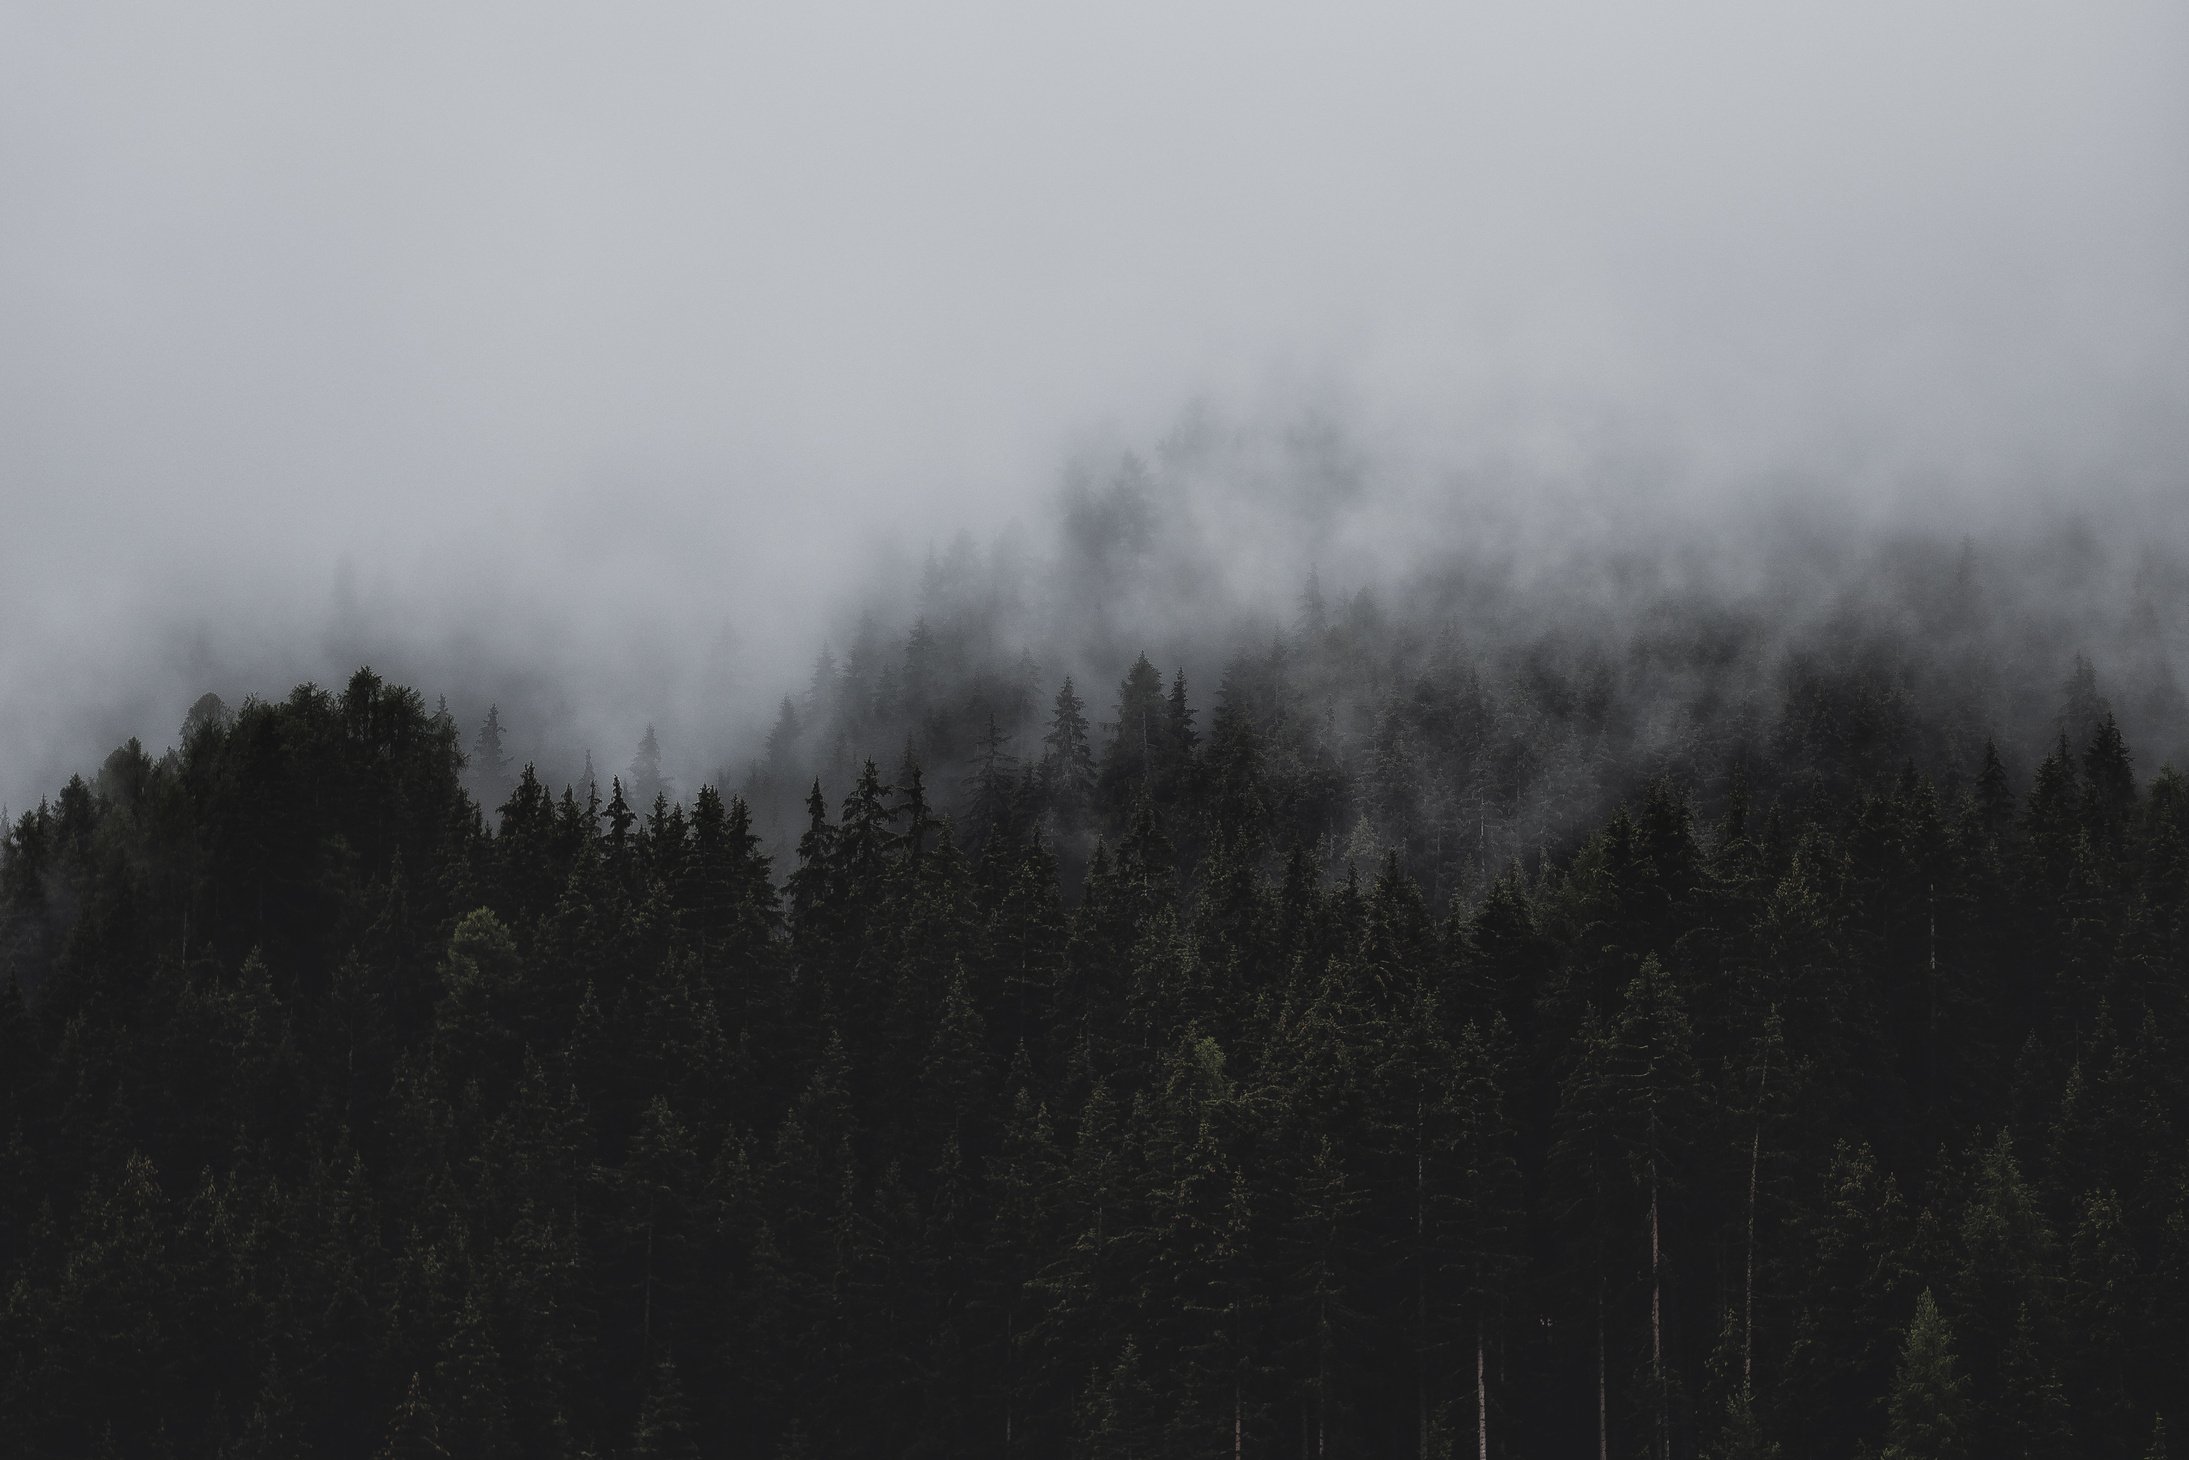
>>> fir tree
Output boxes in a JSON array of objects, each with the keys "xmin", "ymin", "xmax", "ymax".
[
  {"xmin": 1883, "ymin": 1290, "xmax": 1966, "ymax": 1460},
  {"xmin": 472, "ymin": 704, "xmax": 512, "ymax": 798},
  {"xmin": 630, "ymin": 1354, "xmax": 702, "ymax": 1460},
  {"xmin": 374, "ymin": 1374, "xmax": 449, "ymax": 1460},
  {"xmin": 1043, "ymin": 678, "xmax": 1098, "ymax": 831},
  {"xmin": 628, "ymin": 725, "xmax": 669, "ymax": 808}
]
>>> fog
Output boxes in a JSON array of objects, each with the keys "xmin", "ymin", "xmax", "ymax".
[{"xmin": 4, "ymin": 2, "xmax": 2187, "ymax": 814}]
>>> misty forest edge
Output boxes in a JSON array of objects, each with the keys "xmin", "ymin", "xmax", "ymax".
[{"xmin": 4, "ymin": 560, "xmax": 2189, "ymax": 1460}]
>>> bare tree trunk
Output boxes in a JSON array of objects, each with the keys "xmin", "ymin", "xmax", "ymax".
[
  {"xmin": 1597, "ymin": 1279, "xmax": 1609, "ymax": 1460},
  {"xmin": 1650, "ymin": 1154, "xmax": 1667, "ymax": 1460},
  {"xmin": 1234, "ymin": 1379, "xmax": 1243, "ymax": 1460},
  {"xmin": 1476, "ymin": 1318, "xmax": 1488, "ymax": 1460},
  {"xmin": 1418, "ymin": 1135, "xmax": 1430, "ymax": 1460},
  {"xmin": 642, "ymin": 1210, "xmax": 655, "ymax": 1358},
  {"xmin": 1317, "ymin": 1298, "xmax": 1328, "ymax": 1460},
  {"xmin": 1745, "ymin": 1057, "xmax": 1769, "ymax": 1389}
]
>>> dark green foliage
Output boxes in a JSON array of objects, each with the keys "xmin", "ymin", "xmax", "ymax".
[
  {"xmin": 1883, "ymin": 1290, "xmax": 1966, "ymax": 1460},
  {"xmin": 3, "ymin": 654, "xmax": 2188, "ymax": 1460}
]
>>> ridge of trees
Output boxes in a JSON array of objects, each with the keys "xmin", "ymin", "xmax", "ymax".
[{"xmin": 1, "ymin": 645, "xmax": 2186, "ymax": 1458}]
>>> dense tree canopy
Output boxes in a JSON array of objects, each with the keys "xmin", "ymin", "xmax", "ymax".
[{"xmin": 2, "ymin": 651, "xmax": 2185, "ymax": 1458}]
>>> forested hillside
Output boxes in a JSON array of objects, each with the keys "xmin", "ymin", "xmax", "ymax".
[{"xmin": 3, "ymin": 633, "xmax": 2186, "ymax": 1457}]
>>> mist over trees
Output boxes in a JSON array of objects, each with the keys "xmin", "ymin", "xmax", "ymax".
[
  {"xmin": 3, "ymin": 498, "xmax": 2188, "ymax": 1454},
  {"xmin": 7, "ymin": 4, "xmax": 2187, "ymax": 1453},
  {"xmin": 723, "ymin": 449, "xmax": 2189, "ymax": 905}
]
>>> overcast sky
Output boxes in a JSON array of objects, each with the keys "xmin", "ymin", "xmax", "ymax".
[{"xmin": 3, "ymin": 2, "xmax": 2187, "ymax": 807}]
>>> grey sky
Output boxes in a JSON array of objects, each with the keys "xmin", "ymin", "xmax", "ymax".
[{"xmin": 3, "ymin": 3, "xmax": 2186, "ymax": 808}]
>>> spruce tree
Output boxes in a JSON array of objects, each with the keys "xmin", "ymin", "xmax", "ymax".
[
  {"xmin": 963, "ymin": 712, "xmax": 1021, "ymax": 845},
  {"xmin": 1160, "ymin": 668, "xmax": 1200, "ymax": 804},
  {"xmin": 472, "ymin": 704, "xmax": 512, "ymax": 801},
  {"xmin": 630, "ymin": 1354, "xmax": 702, "ymax": 1460},
  {"xmin": 374, "ymin": 1374, "xmax": 449, "ymax": 1460},
  {"xmin": 1042, "ymin": 678, "xmax": 1097, "ymax": 831},
  {"xmin": 2083, "ymin": 712, "xmax": 2137, "ymax": 847},
  {"xmin": 1882, "ymin": 1290, "xmax": 1965, "ymax": 1460},
  {"xmin": 1101, "ymin": 655, "xmax": 1167, "ymax": 810}
]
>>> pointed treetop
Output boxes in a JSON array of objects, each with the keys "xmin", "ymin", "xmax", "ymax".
[{"xmin": 472, "ymin": 704, "xmax": 511, "ymax": 781}]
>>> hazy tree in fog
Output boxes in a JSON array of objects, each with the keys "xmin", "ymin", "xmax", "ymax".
[
  {"xmin": 1041, "ymin": 678, "xmax": 1096, "ymax": 836},
  {"xmin": 628, "ymin": 724, "xmax": 668, "ymax": 807},
  {"xmin": 180, "ymin": 691, "xmax": 231, "ymax": 742},
  {"xmin": 804, "ymin": 643, "xmax": 840, "ymax": 725},
  {"xmin": 903, "ymin": 618, "xmax": 939, "ymax": 722},
  {"xmin": 963, "ymin": 711, "xmax": 1020, "ymax": 844},
  {"xmin": 1099, "ymin": 655, "xmax": 1166, "ymax": 806},
  {"xmin": 764, "ymin": 697, "xmax": 803, "ymax": 773},
  {"xmin": 1297, "ymin": 566, "xmax": 1329, "ymax": 639},
  {"xmin": 471, "ymin": 703, "xmax": 511, "ymax": 804}
]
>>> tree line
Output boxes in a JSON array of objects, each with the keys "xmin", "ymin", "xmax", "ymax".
[{"xmin": 2, "ymin": 651, "xmax": 2185, "ymax": 1458}]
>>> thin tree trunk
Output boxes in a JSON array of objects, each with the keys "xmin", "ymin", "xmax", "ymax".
[
  {"xmin": 642, "ymin": 1211, "xmax": 655, "ymax": 1357},
  {"xmin": 1476, "ymin": 1318, "xmax": 1488, "ymax": 1460},
  {"xmin": 1745, "ymin": 1057, "xmax": 1769, "ymax": 1388},
  {"xmin": 1650, "ymin": 1154, "xmax": 1666, "ymax": 1460},
  {"xmin": 1418, "ymin": 1137, "xmax": 1430, "ymax": 1460},
  {"xmin": 1597, "ymin": 1278, "xmax": 1608, "ymax": 1460},
  {"xmin": 1317, "ymin": 1297, "xmax": 1328, "ymax": 1460},
  {"xmin": 1235, "ymin": 1380, "xmax": 1243, "ymax": 1460}
]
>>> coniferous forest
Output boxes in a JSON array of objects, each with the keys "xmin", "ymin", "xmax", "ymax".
[
  {"xmin": 10, "ymin": 1, "xmax": 2189, "ymax": 1455},
  {"xmin": 4, "ymin": 548, "xmax": 2189, "ymax": 1460}
]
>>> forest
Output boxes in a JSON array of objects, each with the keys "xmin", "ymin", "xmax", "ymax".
[{"xmin": 3, "ymin": 532, "xmax": 2188, "ymax": 1459}]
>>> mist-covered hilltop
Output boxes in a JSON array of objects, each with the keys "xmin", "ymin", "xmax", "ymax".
[
  {"xmin": 4, "ymin": 504, "xmax": 2188, "ymax": 1453},
  {"xmin": 646, "ymin": 447, "xmax": 2189, "ymax": 913}
]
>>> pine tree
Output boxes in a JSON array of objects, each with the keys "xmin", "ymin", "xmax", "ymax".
[
  {"xmin": 1549, "ymin": 1003, "xmax": 1626, "ymax": 1460},
  {"xmin": 1043, "ymin": 679, "xmax": 1097, "ymax": 832},
  {"xmin": 471, "ymin": 704, "xmax": 513, "ymax": 804},
  {"xmin": 1298, "ymin": 567, "xmax": 1329, "ymax": 639},
  {"xmin": 1611, "ymin": 957, "xmax": 1704, "ymax": 1460},
  {"xmin": 896, "ymin": 747, "xmax": 934, "ymax": 863},
  {"xmin": 1974, "ymin": 738, "xmax": 2016, "ymax": 838},
  {"xmin": 2066, "ymin": 1186, "xmax": 2140, "ymax": 1453},
  {"xmin": 374, "ymin": 1373, "xmax": 449, "ymax": 1460},
  {"xmin": 964, "ymin": 713, "xmax": 1021, "ymax": 845},
  {"xmin": 1779, "ymin": 1140, "xmax": 1914, "ymax": 1450},
  {"xmin": 2083, "ymin": 712, "xmax": 2137, "ymax": 847},
  {"xmin": 764, "ymin": 696, "xmax": 804, "ymax": 780},
  {"xmin": 628, "ymin": 725, "xmax": 669, "ymax": 809},
  {"xmin": 805, "ymin": 643, "xmax": 842, "ymax": 725},
  {"xmin": 787, "ymin": 782, "xmax": 838, "ymax": 948},
  {"xmin": 1448, "ymin": 1018, "xmax": 1524, "ymax": 1460},
  {"xmin": 1160, "ymin": 668, "xmax": 1200, "ymax": 805},
  {"xmin": 630, "ymin": 1354, "xmax": 702, "ymax": 1460},
  {"xmin": 1101, "ymin": 656, "xmax": 1168, "ymax": 810},
  {"xmin": 434, "ymin": 1289, "xmax": 515, "ymax": 1460},
  {"xmin": 987, "ymin": 1086, "xmax": 1064, "ymax": 1455},
  {"xmin": 1882, "ymin": 1290, "xmax": 1965, "ymax": 1460},
  {"xmin": 1950, "ymin": 1131, "xmax": 2057, "ymax": 1447},
  {"xmin": 1996, "ymin": 1301, "xmax": 2071, "ymax": 1458},
  {"xmin": 837, "ymin": 760, "xmax": 898, "ymax": 894},
  {"xmin": 2061, "ymin": 653, "xmax": 2112, "ymax": 749},
  {"xmin": 1079, "ymin": 1339, "xmax": 1159, "ymax": 1459}
]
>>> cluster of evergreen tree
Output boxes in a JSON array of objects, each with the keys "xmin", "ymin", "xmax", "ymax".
[
  {"xmin": 730, "ymin": 501, "xmax": 2188, "ymax": 920},
  {"xmin": 3, "ymin": 651, "xmax": 2186, "ymax": 1459}
]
